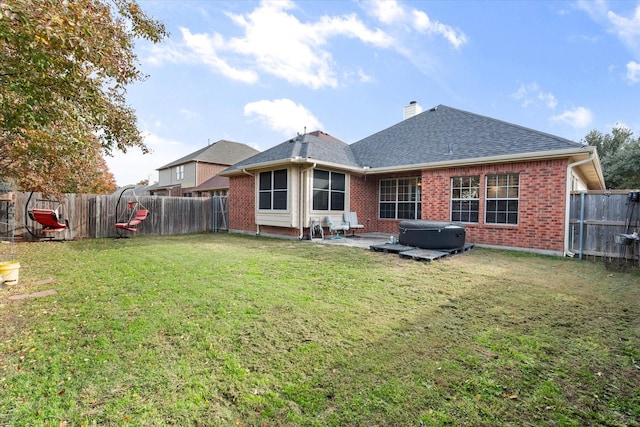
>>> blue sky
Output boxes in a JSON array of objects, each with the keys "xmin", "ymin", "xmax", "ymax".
[{"xmin": 106, "ymin": 0, "xmax": 640, "ymax": 186}]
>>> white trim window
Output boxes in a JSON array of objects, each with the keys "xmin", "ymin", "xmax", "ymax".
[
  {"xmin": 259, "ymin": 169, "xmax": 288, "ymax": 210},
  {"xmin": 379, "ymin": 177, "xmax": 422, "ymax": 219},
  {"xmin": 451, "ymin": 176, "xmax": 480, "ymax": 223},
  {"xmin": 175, "ymin": 165, "xmax": 184, "ymax": 181},
  {"xmin": 485, "ymin": 173, "xmax": 519, "ymax": 225},
  {"xmin": 312, "ymin": 169, "xmax": 345, "ymax": 211}
]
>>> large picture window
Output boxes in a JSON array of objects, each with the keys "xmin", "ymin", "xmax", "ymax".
[
  {"xmin": 379, "ymin": 177, "xmax": 422, "ymax": 219},
  {"xmin": 259, "ymin": 169, "xmax": 288, "ymax": 210},
  {"xmin": 451, "ymin": 176, "xmax": 480, "ymax": 223},
  {"xmin": 312, "ymin": 170, "xmax": 345, "ymax": 211},
  {"xmin": 485, "ymin": 173, "xmax": 519, "ymax": 225}
]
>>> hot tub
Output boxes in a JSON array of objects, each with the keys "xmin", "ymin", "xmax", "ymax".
[{"xmin": 398, "ymin": 220, "xmax": 466, "ymax": 250}]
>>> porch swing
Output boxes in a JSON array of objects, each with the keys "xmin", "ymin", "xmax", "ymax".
[
  {"xmin": 25, "ymin": 191, "xmax": 69, "ymax": 238},
  {"xmin": 114, "ymin": 186, "xmax": 149, "ymax": 235}
]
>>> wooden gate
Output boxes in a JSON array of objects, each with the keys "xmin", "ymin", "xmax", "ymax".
[
  {"xmin": 568, "ymin": 190, "xmax": 639, "ymax": 263},
  {"xmin": 211, "ymin": 196, "xmax": 228, "ymax": 232}
]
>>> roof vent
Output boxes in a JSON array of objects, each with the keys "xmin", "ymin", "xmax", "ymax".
[{"xmin": 403, "ymin": 101, "xmax": 422, "ymax": 120}]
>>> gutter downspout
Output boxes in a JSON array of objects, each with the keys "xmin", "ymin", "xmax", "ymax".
[
  {"xmin": 241, "ymin": 169, "xmax": 260, "ymax": 235},
  {"xmin": 564, "ymin": 151, "xmax": 595, "ymax": 257},
  {"xmin": 298, "ymin": 162, "xmax": 317, "ymax": 240}
]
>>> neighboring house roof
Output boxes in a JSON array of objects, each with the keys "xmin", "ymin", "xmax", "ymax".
[
  {"xmin": 112, "ymin": 184, "xmax": 154, "ymax": 196},
  {"xmin": 192, "ymin": 175, "xmax": 229, "ymax": 192},
  {"xmin": 221, "ymin": 104, "xmax": 603, "ymax": 188},
  {"xmin": 158, "ymin": 139, "xmax": 260, "ymax": 170}
]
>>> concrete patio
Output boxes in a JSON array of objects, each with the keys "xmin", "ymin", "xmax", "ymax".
[{"xmin": 307, "ymin": 232, "xmax": 395, "ymax": 249}]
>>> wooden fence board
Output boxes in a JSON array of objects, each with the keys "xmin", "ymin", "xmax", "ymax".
[
  {"xmin": 8, "ymin": 192, "xmax": 217, "ymax": 240},
  {"xmin": 569, "ymin": 191, "xmax": 640, "ymax": 261},
  {"xmin": 4, "ymin": 189, "xmax": 638, "ymax": 263}
]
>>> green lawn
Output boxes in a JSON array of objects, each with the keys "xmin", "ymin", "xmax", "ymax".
[{"xmin": 1, "ymin": 234, "xmax": 639, "ymax": 426}]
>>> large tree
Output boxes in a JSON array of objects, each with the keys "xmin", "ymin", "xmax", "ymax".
[
  {"xmin": 0, "ymin": 0, "xmax": 167, "ymax": 194},
  {"xmin": 584, "ymin": 127, "xmax": 640, "ymax": 190}
]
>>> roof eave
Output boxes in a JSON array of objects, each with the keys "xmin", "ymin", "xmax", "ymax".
[
  {"xmin": 221, "ymin": 147, "xmax": 604, "ymax": 189},
  {"xmin": 220, "ymin": 156, "xmax": 360, "ymax": 175},
  {"xmin": 360, "ymin": 147, "xmax": 597, "ymax": 174}
]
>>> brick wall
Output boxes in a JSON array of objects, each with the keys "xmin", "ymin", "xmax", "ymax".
[
  {"xmin": 348, "ymin": 175, "xmax": 379, "ymax": 232},
  {"xmin": 228, "ymin": 175, "xmax": 255, "ymax": 232},
  {"xmin": 196, "ymin": 163, "xmax": 229, "ymax": 185},
  {"xmin": 229, "ymin": 159, "xmax": 569, "ymax": 252},
  {"xmin": 351, "ymin": 159, "xmax": 568, "ymax": 252},
  {"xmin": 417, "ymin": 160, "xmax": 567, "ymax": 252}
]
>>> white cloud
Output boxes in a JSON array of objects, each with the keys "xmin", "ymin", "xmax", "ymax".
[
  {"xmin": 180, "ymin": 28, "xmax": 259, "ymax": 84},
  {"xmin": 144, "ymin": 1, "xmax": 464, "ymax": 88},
  {"xmin": 224, "ymin": 1, "xmax": 392, "ymax": 89},
  {"xmin": 538, "ymin": 91, "xmax": 558, "ymax": 109},
  {"xmin": 512, "ymin": 82, "xmax": 557, "ymax": 109},
  {"xmin": 411, "ymin": 10, "xmax": 467, "ymax": 49},
  {"xmin": 357, "ymin": 68, "xmax": 374, "ymax": 83},
  {"xmin": 143, "ymin": 29, "xmax": 259, "ymax": 84},
  {"xmin": 105, "ymin": 132, "xmax": 187, "ymax": 186},
  {"xmin": 551, "ymin": 107, "xmax": 593, "ymax": 129},
  {"xmin": 367, "ymin": 0, "xmax": 406, "ymax": 24},
  {"xmin": 147, "ymin": 1, "xmax": 394, "ymax": 90},
  {"xmin": 626, "ymin": 60, "xmax": 640, "ymax": 83},
  {"xmin": 512, "ymin": 82, "xmax": 538, "ymax": 107},
  {"xmin": 179, "ymin": 108, "xmax": 200, "ymax": 119},
  {"xmin": 366, "ymin": 0, "xmax": 467, "ymax": 49},
  {"xmin": 577, "ymin": 1, "xmax": 640, "ymax": 57},
  {"xmin": 607, "ymin": 4, "xmax": 640, "ymax": 53},
  {"xmin": 244, "ymin": 99, "xmax": 322, "ymax": 136}
]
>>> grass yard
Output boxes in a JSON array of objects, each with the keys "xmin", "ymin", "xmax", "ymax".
[{"xmin": 0, "ymin": 233, "xmax": 639, "ymax": 426}]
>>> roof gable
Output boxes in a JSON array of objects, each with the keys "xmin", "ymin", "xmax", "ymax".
[
  {"xmin": 159, "ymin": 140, "xmax": 259, "ymax": 170},
  {"xmin": 225, "ymin": 132, "xmax": 359, "ymax": 173}
]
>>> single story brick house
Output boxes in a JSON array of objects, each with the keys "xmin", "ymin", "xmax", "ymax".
[{"xmin": 220, "ymin": 104, "xmax": 605, "ymax": 255}]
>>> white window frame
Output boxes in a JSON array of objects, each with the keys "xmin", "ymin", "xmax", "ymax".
[
  {"xmin": 485, "ymin": 173, "xmax": 519, "ymax": 225},
  {"xmin": 451, "ymin": 176, "xmax": 480, "ymax": 223},
  {"xmin": 379, "ymin": 177, "xmax": 422, "ymax": 220}
]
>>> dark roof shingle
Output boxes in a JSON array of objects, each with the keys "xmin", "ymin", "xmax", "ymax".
[
  {"xmin": 159, "ymin": 140, "xmax": 259, "ymax": 169},
  {"xmin": 350, "ymin": 105, "xmax": 584, "ymax": 168},
  {"xmin": 224, "ymin": 105, "xmax": 588, "ymax": 174}
]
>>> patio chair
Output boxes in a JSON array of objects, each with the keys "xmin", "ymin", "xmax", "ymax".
[
  {"xmin": 324, "ymin": 216, "xmax": 349, "ymax": 239},
  {"xmin": 343, "ymin": 212, "xmax": 364, "ymax": 237}
]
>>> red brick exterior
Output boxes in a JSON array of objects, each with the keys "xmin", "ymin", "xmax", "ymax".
[
  {"xmin": 228, "ymin": 175, "xmax": 255, "ymax": 232},
  {"xmin": 421, "ymin": 159, "xmax": 568, "ymax": 252},
  {"xmin": 196, "ymin": 163, "xmax": 229, "ymax": 184},
  {"xmin": 229, "ymin": 159, "xmax": 569, "ymax": 252}
]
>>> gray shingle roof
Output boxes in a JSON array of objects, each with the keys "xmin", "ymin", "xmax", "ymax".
[
  {"xmin": 159, "ymin": 140, "xmax": 259, "ymax": 169},
  {"xmin": 350, "ymin": 105, "xmax": 585, "ymax": 168},
  {"xmin": 225, "ymin": 132, "xmax": 359, "ymax": 172},
  {"xmin": 224, "ymin": 105, "xmax": 588, "ymax": 174}
]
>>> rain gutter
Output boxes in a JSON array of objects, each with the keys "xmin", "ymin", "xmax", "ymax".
[{"xmin": 564, "ymin": 150, "xmax": 596, "ymax": 257}]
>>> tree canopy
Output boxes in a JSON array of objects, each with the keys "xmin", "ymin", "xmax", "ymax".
[
  {"xmin": 584, "ymin": 127, "xmax": 640, "ymax": 190},
  {"xmin": 0, "ymin": 0, "xmax": 167, "ymax": 194}
]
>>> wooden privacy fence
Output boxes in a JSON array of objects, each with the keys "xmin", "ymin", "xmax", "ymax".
[
  {"xmin": 5, "ymin": 192, "xmax": 228, "ymax": 240},
  {"xmin": 4, "ymin": 189, "xmax": 638, "ymax": 262},
  {"xmin": 568, "ymin": 190, "xmax": 640, "ymax": 262}
]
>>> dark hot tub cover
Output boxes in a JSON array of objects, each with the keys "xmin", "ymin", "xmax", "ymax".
[{"xmin": 399, "ymin": 220, "xmax": 466, "ymax": 250}]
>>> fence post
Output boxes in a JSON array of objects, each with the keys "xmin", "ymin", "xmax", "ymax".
[{"xmin": 578, "ymin": 191, "xmax": 585, "ymax": 260}]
